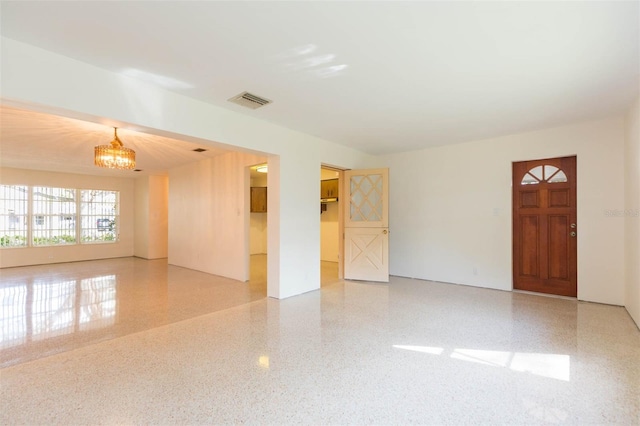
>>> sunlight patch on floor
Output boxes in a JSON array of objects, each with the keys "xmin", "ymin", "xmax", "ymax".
[{"xmin": 393, "ymin": 345, "xmax": 570, "ymax": 381}]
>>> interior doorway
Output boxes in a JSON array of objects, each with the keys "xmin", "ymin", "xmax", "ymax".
[
  {"xmin": 320, "ymin": 166, "xmax": 343, "ymax": 286},
  {"xmin": 512, "ymin": 156, "xmax": 577, "ymax": 297},
  {"xmin": 248, "ymin": 163, "xmax": 268, "ymax": 293}
]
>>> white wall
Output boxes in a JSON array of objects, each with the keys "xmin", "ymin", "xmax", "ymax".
[
  {"xmin": 0, "ymin": 167, "xmax": 134, "ymax": 267},
  {"xmin": 134, "ymin": 175, "xmax": 168, "ymax": 259},
  {"xmin": 2, "ymin": 37, "xmax": 371, "ymax": 299},
  {"xmin": 376, "ymin": 118, "xmax": 626, "ymax": 305},
  {"xmin": 0, "ymin": 38, "xmax": 634, "ymax": 308},
  {"xmin": 625, "ymin": 96, "xmax": 640, "ymax": 327},
  {"xmin": 134, "ymin": 177, "xmax": 150, "ymax": 258},
  {"xmin": 321, "ymin": 202, "xmax": 339, "ymax": 262},
  {"xmin": 169, "ymin": 151, "xmax": 265, "ymax": 281},
  {"xmin": 147, "ymin": 175, "xmax": 169, "ymax": 259}
]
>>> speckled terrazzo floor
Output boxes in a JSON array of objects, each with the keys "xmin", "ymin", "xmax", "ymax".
[{"xmin": 1, "ymin": 258, "xmax": 639, "ymax": 425}]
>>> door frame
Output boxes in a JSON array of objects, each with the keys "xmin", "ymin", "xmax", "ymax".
[
  {"xmin": 245, "ymin": 161, "xmax": 269, "ymax": 283},
  {"xmin": 320, "ymin": 165, "xmax": 346, "ymax": 280}
]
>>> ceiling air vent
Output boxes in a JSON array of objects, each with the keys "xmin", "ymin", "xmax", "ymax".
[{"xmin": 228, "ymin": 91, "xmax": 272, "ymax": 110}]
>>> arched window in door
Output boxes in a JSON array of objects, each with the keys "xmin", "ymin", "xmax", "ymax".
[{"xmin": 521, "ymin": 165, "xmax": 568, "ymax": 185}]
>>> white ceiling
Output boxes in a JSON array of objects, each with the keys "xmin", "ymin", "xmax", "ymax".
[
  {"xmin": 0, "ymin": 106, "xmax": 230, "ymax": 177},
  {"xmin": 1, "ymin": 1, "xmax": 638, "ymax": 167}
]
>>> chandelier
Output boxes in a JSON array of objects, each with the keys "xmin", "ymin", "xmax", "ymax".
[{"xmin": 94, "ymin": 127, "xmax": 136, "ymax": 170}]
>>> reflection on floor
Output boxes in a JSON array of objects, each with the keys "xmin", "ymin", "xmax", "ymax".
[
  {"xmin": 1, "ymin": 257, "xmax": 268, "ymax": 368},
  {"xmin": 1, "ymin": 255, "xmax": 339, "ymax": 367},
  {"xmin": 1, "ymin": 257, "xmax": 639, "ymax": 424}
]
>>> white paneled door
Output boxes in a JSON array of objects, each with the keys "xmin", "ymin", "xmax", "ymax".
[{"xmin": 344, "ymin": 168, "xmax": 389, "ymax": 282}]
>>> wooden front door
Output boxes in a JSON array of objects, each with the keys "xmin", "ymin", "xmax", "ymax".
[
  {"xmin": 344, "ymin": 168, "xmax": 389, "ymax": 282},
  {"xmin": 513, "ymin": 156, "xmax": 577, "ymax": 297}
]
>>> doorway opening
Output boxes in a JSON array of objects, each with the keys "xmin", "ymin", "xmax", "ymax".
[
  {"xmin": 512, "ymin": 156, "xmax": 577, "ymax": 297},
  {"xmin": 248, "ymin": 162, "xmax": 268, "ymax": 294},
  {"xmin": 321, "ymin": 166, "xmax": 343, "ymax": 286}
]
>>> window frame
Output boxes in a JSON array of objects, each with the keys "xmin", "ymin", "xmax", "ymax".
[
  {"xmin": 0, "ymin": 185, "xmax": 120, "ymax": 249},
  {"xmin": 0, "ymin": 185, "xmax": 29, "ymax": 248}
]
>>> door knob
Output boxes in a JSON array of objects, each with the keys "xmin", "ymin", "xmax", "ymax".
[
  {"xmin": 570, "ymin": 223, "xmax": 576, "ymax": 229},
  {"xmin": 383, "ymin": 230, "xmax": 388, "ymax": 235},
  {"xmin": 570, "ymin": 232, "xmax": 576, "ymax": 237}
]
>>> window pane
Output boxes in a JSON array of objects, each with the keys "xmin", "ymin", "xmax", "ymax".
[
  {"xmin": 350, "ymin": 176, "xmax": 365, "ymax": 221},
  {"xmin": 81, "ymin": 190, "xmax": 118, "ymax": 243},
  {"xmin": 548, "ymin": 170, "xmax": 568, "ymax": 183},
  {"xmin": 521, "ymin": 173, "xmax": 540, "ymax": 185},
  {"xmin": 0, "ymin": 185, "xmax": 28, "ymax": 248},
  {"xmin": 350, "ymin": 174, "xmax": 383, "ymax": 222},
  {"xmin": 32, "ymin": 187, "xmax": 76, "ymax": 246},
  {"xmin": 529, "ymin": 166, "xmax": 543, "ymax": 181},
  {"xmin": 544, "ymin": 165, "xmax": 559, "ymax": 180}
]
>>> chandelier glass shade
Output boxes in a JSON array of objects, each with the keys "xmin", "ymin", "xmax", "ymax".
[{"xmin": 94, "ymin": 128, "xmax": 136, "ymax": 170}]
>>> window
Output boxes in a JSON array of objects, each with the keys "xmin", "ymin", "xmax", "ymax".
[
  {"xmin": 521, "ymin": 165, "xmax": 568, "ymax": 185},
  {"xmin": 0, "ymin": 185, "xmax": 119, "ymax": 248},
  {"xmin": 81, "ymin": 190, "xmax": 118, "ymax": 243},
  {"xmin": 349, "ymin": 174, "xmax": 383, "ymax": 221},
  {"xmin": 32, "ymin": 187, "xmax": 77, "ymax": 246},
  {"xmin": 0, "ymin": 185, "xmax": 28, "ymax": 247}
]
